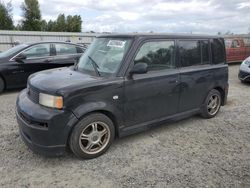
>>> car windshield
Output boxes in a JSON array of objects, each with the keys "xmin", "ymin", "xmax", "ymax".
[
  {"xmin": 77, "ymin": 37, "xmax": 132, "ymax": 76},
  {"xmin": 0, "ymin": 44, "xmax": 28, "ymax": 58}
]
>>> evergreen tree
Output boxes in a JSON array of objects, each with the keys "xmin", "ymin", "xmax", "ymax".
[
  {"xmin": 66, "ymin": 15, "xmax": 82, "ymax": 32},
  {"xmin": 40, "ymin": 19, "xmax": 47, "ymax": 31},
  {"xmin": 55, "ymin": 14, "xmax": 66, "ymax": 31},
  {"xmin": 47, "ymin": 20, "xmax": 54, "ymax": 31},
  {"xmin": 20, "ymin": 0, "xmax": 42, "ymax": 31},
  {"xmin": 0, "ymin": 1, "xmax": 14, "ymax": 30}
]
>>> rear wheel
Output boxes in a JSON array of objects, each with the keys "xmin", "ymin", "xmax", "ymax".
[
  {"xmin": 201, "ymin": 89, "xmax": 221, "ymax": 118},
  {"xmin": 69, "ymin": 113, "xmax": 115, "ymax": 159},
  {"xmin": 0, "ymin": 77, "xmax": 5, "ymax": 93}
]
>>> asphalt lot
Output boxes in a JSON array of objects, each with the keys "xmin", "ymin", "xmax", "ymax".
[{"xmin": 0, "ymin": 64, "xmax": 249, "ymax": 188}]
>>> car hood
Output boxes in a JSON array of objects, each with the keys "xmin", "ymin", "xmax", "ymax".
[{"xmin": 29, "ymin": 67, "xmax": 103, "ymax": 94}]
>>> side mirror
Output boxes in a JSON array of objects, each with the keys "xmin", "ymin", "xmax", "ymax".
[
  {"xmin": 15, "ymin": 54, "xmax": 26, "ymax": 63},
  {"xmin": 129, "ymin": 62, "xmax": 148, "ymax": 75}
]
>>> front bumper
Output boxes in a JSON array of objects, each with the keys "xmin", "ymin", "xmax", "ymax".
[
  {"xmin": 16, "ymin": 89, "xmax": 78, "ymax": 156},
  {"xmin": 238, "ymin": 70, "xmax": 250, "ymax": 82}
]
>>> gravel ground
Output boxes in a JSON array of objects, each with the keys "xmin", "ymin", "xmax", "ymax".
[{"xmin": 0, "ymin": 64, "xmax": 249, "ymax": 188}]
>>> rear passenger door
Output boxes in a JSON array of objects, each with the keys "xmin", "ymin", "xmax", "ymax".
[
  {"xmin": 178, "ymin": 39, "xmax": 214, "ymax": 112},
  {"xmin": 124, "ymin": 40, "xmax": 180, "ymax": 127},
  {"xmin": 50, "ymin": 43, "xmax": 83, "ymax": 68}
]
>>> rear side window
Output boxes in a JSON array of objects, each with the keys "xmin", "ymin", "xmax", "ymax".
[
  {"xmin": 201, "ymin": 41, "xmax": 210, "ymax": 64},
  {"xmin": 211, "ymin": 39, "xmax": 225, "ymax": 64},
  {"xmin": 243, "ymin": 38, "xmax": 250, "ymax": 47},
  {"xmin": 179, "ymin": 40, "xmax": 210, "ymax": 67},
  {"xmin": 179, "ymin": 40, "xmax": 201, "ymax": 67},
  {"xmin": 134, "ymin": 40, "xmax": 175, "ymax": 71},
  {"xmin": 55, "ymin": 43, "xmax": 77, "ymax": 55}
]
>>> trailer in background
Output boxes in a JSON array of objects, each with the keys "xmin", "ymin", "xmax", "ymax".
[
  {"xmin": 0, "ymin": 30, "xmax": 97, "ymax": 52},
  {"xmin": 224, "ymin": 35, "xmax": 250, "ymax": 63}
]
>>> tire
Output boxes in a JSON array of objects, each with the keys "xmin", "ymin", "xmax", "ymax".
[
  {"xmin": 0, "ymin": 77, "xmax": 5, "ymax": 93},
  {"xmin": 69, "ymin": 113, "xmax": 115, "ymax": 159},
  {"xmin": 201, "ymin": 89, "xmax": 222, "ymax": 119}
]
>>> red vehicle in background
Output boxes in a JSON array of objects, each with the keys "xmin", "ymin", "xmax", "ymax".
[{"xmin": 225, "ymin": 37, "xmax": 250, "ymax": 63}]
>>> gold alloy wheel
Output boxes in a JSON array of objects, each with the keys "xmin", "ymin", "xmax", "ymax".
[
  {"xmin": 207, "ymin": 94, "xmax": 221, "ymax": 116},
  {"xmin": 78, "ymin": 121, "xmax": 111, "ymax": 155}
]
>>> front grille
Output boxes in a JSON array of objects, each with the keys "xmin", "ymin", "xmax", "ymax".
[
  {"xmin": 239, "ymin": 71, "xmax": 250, "ymax": 79},
  {"xmin": 27, "ymin": 85, "xmax": 39, "ymax": 104},
  {"xmin": 239, "ymin": 70, "xmax": 249, "ymax": 78}
]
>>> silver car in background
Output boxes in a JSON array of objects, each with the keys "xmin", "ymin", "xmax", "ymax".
[{"xmin": 239, "ymin": 57, "xmax": 250, "ymax": 82}]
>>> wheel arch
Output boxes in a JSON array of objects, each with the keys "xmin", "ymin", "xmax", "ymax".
[
  {"xmin": 87, "ymin": 109, "xmax": 119, "ymax": 138},
  {"xmin": 213, "ymin": 86, "xmax": 225, "ymax": 106},
  {"xmin": 66, "ymin": 105, "xmax": 121, "ymax": 148}
]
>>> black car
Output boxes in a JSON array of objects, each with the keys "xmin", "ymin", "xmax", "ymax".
[
  {"xmin": 16, "ymin": 34, "xmax": 228, "ymax": 159},
  {"xmin": 0, "ymin": 42, "xmax": 85, "ymax": 92}
]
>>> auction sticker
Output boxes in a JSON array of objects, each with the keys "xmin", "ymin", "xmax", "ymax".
[{"xmin": 107, "ymin": 40, "xmax": 126, "ymax": 48}]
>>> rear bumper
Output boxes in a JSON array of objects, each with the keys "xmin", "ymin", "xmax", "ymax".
[
  {"xmin": 16, "ymin": 89, "xmax": 78, "ymax": 156},
  {"xmin": 238, "ymin": 70, "xmax": 250, "ymax": 82}
]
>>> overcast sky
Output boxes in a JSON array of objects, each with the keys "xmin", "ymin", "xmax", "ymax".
[{"xmin": 7, "ymin": 0, "xmax": 250, "ymax": 34}]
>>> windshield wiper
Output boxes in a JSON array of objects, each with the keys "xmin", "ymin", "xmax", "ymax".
[{"xmin": 88, "ymin": 56, "xmax": 100, "ymax": 76}]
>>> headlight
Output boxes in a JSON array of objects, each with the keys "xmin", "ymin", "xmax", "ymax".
[{"xmin": 39, "ymin": 93, "xmax": 63, "ymax": 109}]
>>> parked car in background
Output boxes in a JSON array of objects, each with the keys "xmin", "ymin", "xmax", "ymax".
[
  {"xmin": 0, "ymin": 42, "xmax": 85, "ymax": 93},
  {"xmin": 239, "ymin": 56, "xmax": 250, "ymax": 82},
  {"xmin": 16, "ymin": 34, "xmax": 228, "ymax": 159},
  {"xmin": 225, "ymin": 37, "xmax": 250, "ymax": 63}
]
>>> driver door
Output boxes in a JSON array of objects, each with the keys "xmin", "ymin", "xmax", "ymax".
[{"xmin": 123, "ymin": 40, "xmax": 180, "ymax": 128}]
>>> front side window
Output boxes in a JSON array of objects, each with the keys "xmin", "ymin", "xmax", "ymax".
[
  {"xmin": 55, "ymin": 43, "xmax": 77, "ymax": 55},
  {"xmin": 77, "ymin": 37, "xmax": 132, "ymax": 76},
  {"xmin": 231, "ymin": 40, "xmax": 240, "ymax": 48},
  {"xmin": 179, "ymin": 40, "xmax": 201, "ymax": 67},
  {"xmin": 134, "ymin": 41, "xmax": 175, "ymax": 71},
  {"xmin": 22, "ymin": 44, "xmax": 50, "ymax": 58}
]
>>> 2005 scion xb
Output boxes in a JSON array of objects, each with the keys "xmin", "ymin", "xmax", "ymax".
[{"xmin": 16, "ymin": 34, "xmax": 228, "ymax": 159}]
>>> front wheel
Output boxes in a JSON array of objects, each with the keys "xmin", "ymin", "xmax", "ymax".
[
  {"xmin": 69, "ymin": 113, "xmax": 115, "ymax": 159},
  {"xmin": 201, "ymin": 89, "xmax": 221, "ymax": 119}
]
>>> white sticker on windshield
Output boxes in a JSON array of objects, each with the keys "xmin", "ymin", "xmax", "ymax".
[{"xmin": 107, "ymin": 40, "xmax": 126, "ymax": 48}]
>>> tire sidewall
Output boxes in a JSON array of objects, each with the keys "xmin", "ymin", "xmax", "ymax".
[{"xmin": 69, "ymin": 113, "xmax": 115, "ymax": 159}]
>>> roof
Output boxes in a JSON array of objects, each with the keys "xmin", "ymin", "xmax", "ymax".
[
  {"xmin": 0, "ymin": 30, "xmax": 97, "ymax": 37},
  {"xmin": 97, "ymin": 33, "xmax": 220, "ymax": 39},
  {"xmin": 23, "ymin": 41, "xmax": 84, "ymax": 46}
]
